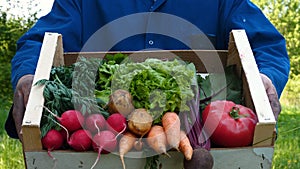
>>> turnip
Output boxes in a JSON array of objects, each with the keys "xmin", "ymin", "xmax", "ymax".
[
  {"xmin": 85, "ymin": 113, "xmax": 107, "ymax": 134},
  {"xmin": 107, "ymin": 89, "xmax": 135, "ymax": 117},
  {"xmin": 41, "ymin": 129, "xmax": 64, "ymax": 168},
  {"xmin": 91, "ymin": 130, "xmax": 118, "ymax": 169},
  {"xmin": 68, "ymin": 129, "xmax": 92, "ymax": 151},
  {"xmin": 106, "ymin": 113, "xmax": 127, "ymax": 135},
  {"xmin": 127, "ymin": 108, "xmax": 153, "ymax": 137}
]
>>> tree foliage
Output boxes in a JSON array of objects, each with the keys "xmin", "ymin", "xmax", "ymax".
[
  {"xmin": 252, "ymin": 0, "xmax": 300, "ymax": 79},
  {"xmin": 0, "ymin": 2, "xmax": 37, "ymax": 100}
]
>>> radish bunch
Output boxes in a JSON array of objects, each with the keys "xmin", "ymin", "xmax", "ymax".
[{"xmin": 41, "ymin": 108, "xmax": 128, "ymax": 168}]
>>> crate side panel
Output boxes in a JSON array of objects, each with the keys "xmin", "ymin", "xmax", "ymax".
[
  {"xmin": 230, "ymin": 30, "xmax": 275, "ymax": 123},
  {"xmin": 211, "ymin": 147, "xmax": 274, "ymax": 169},
  {"xmin": 24, "ymin": 148, "xmax": 273, "ymax": 169},
  {"xmin": 64, "ymin": 50, "xmax": 228, "ymax": 73},
  {"xmin": 22, "ymin": 32, "xmax": 62, "ymax": 151},
  {"xmin": 230, "ymin": 30, "xmax": 276, "ymax": 146}
]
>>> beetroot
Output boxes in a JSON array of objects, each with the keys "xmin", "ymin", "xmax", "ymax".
[
  {"xmin": 58, "ymin": 110, "xmax": 85, "ymax": 132},
  {"xmin": 68, "ymin": 129, "xmax": 92, "ymax": 151},
  {"xmin": 91, "ymin": 130, "xmax": 117, "ymax": 169},
  {"xmin": 85, "ymin": 113, "xmax": 107, "ymax": 133},
  {"xmin": 106, "ymin": 113, "xmax": 127, "ymax": 134}
]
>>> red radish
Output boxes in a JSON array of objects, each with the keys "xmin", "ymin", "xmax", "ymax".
[
  {"xmin": 59, "ymin": 129, "xmax": 68, "ymax": 142},
  {"xmin": 91, "ymin": 130, "xmax": 118, "ymax": 169},
  {"xmin": 85, "ymin": 113, "xmax": 107, "ymax": 133},
  {"xmin": 106, "ymin": 113, "xmax": 127, "ymax": 134},
  {"xmin": 58, "ymin": 110, "xmax": 85, "ymax": 132},
  {"xmin": 59, "ymin": 128, "xmax": 69, "ymax": 149},
  {"xmin": 41, "ymin": 129, "xmax": 64, "ymax": 168},
  {"xmin": 68, "ymin": 129, "xmax": 92, "ymax": 151},
  {"xmin": 43, "ymin": 107, "xmax": 85, "ymax": 133},
  {"xmin": 42, "ymin": 129, "xmax": 64, "ymax": 152}
]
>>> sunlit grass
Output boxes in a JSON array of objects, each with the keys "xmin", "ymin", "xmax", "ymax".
[
  {"xmin": 0, "ymin": 135, "xmax": 24, "ymax": 169},
  {"xmin": 272, "ymin": 106, "xmax": 300, "ymax": 169},
  {"xmin": 0, "ymin": 99, "xmax": 24, "ymax": 169}
]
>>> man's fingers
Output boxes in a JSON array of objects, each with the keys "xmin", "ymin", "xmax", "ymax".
[
  {"xmin": 12, "ymin": 91, "xmax": 25, "ymax": 141},
  {"xmin": 12, "ymin": 74, "xmax": 34, "ymax": 141},
  {"xmin": 20, "ymin": 75, "xmax": 33, "ymax": 106},
  {"xmin": 268, "ymin": 93, "xmax": 281, "ymax": 121},
  {"xmin": 260, "ymin": 73, "xmax": 281, "ymax": 121}
]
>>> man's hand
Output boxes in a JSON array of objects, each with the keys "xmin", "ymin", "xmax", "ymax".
[
  {"xmin": 260, "ymin": 73, "xmax": 281, "ymax": 121},
  {"xmin": 12, "ymin": 74, "xmax": 34, "ymax": 141}
]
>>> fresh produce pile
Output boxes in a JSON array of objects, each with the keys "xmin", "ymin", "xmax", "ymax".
[{"xmin": 36, "ymin": 53, "xmax": 258, "ymax": 169}]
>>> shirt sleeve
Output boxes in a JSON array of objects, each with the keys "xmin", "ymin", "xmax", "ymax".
[
  {"xmin": 217, "ymin": 0, "xmax": 290, "ymax": 97},
  {"xmin": 11, "ymin": 0, "xmax": 82, "ymax": 90}
]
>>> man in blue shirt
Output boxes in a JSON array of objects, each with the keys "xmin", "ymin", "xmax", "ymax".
[{"xmin": 6, "ymin": 0, "xmax": 289, "ymax": 141}]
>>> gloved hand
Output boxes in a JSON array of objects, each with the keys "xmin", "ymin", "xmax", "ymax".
[
  {"xmin": 12, "ymin": 74, "xmax": 34, "ymax": 141},
  {"xmin": 260, "ymin": 73, "xmax": 281, "ymax": 121}
]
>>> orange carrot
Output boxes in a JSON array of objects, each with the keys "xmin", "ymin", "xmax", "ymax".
[
  {"xmin": 179, "ymin": 130, "xmax": 193, "ymax": 160},
  {"xmin": 162, "ymin": 112, "xmax": 181, "ymax": 151},
  {"xmin": 146, "ymin": 125, "xmax": 170, "ymax": 157},
  {"xmin": 119, "ymin": 132, "xmax": 137, "ymax": 169}
]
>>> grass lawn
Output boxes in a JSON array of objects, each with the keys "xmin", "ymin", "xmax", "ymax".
[
  {"xmin": 0, "ymin": 100, "xmax": 299, "ymax": 169},
  {"xmin": 272, "ymin": 106, "xmax": 300, "ymax": 169}
]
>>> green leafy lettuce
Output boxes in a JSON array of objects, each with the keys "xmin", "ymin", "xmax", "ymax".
[{"xmin": 97, "ymin": 58, "xmax": 197, "ymax": 124}]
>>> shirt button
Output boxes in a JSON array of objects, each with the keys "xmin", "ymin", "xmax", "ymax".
[{"xmin": 148, "ymin": 40, "xmax": 154, "ymax": 45}]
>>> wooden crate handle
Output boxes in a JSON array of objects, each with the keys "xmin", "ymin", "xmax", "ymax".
[
  {"xmin": 229, "ymin": 29, "xmax": 276, "ymax": 146},
  {"xmin": 22, "ymin": 32, "xmax": 63, "ymax": 151}
]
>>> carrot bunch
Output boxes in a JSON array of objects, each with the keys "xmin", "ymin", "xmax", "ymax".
[
  {"xmin": 118, "ymin": 111, "xmax": 194, "ymax": 169},
  {"xmin": 147, "ymin": 112, "xmax": 193, "ymax": 160}
]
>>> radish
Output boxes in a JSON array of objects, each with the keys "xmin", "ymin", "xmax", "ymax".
[
  {"xmin": 58, "ymin": 110, "xmax": 85, "ymax": 132},
  {"xmin": 59, "ymin": 128, "xmax": 69, "ymax": 149},
  {"xmin": 42, "ymin": 129, "xmax": 64, "ymax": 152},
  {"xmin": 85, "ymin": 113, "xmax": 107, "ymax": 134},
  {"xmin": 91, "ymin": 130, "xmax": 118, "ymax": 169},
  {"xmin": 43, "ymin": 107, "xmax": 91, "ymax": 151},
  {"xmin": 68, "ymin": 129, "xmax": 92, "ymax": 151},
  {"xmin": 43, "ymin": 107, "xmax": 85, "ymax": 132},
  {"xmin": 41, "ymin": 129, "xmax": 64, "ymax": 168},
  {"xmin": 106, "ymin": 113, "xmax": 127, "ymax": 135}
]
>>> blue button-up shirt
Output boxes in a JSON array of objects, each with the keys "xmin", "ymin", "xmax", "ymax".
[{"xmin": 11, "ymin": 0, "xmax": 289, "ymax": 96}]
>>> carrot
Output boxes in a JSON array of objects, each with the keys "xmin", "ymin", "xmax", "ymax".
[
  {"xmin": 146, "ymin": 125, "xmax": 170, "ymax": 157},
  {"xmin": 162, "ymin": 112, "xmax": 181, "ymax": 151},
  {"xmin": 119, "ymin": 132, "xmax": 137, "ymax": 169},
  {"xmin": 133, "ymin": 140, "xmax": 143, "ymax": 151},
  {"xmin": 179, "ymin": 130, "xmax": 193, "ymax": 160}
]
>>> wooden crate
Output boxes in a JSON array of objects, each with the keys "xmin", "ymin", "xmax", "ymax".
[{"xmin": 21, "ymin": 30, "xmax": 276, "ymax": 169}]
